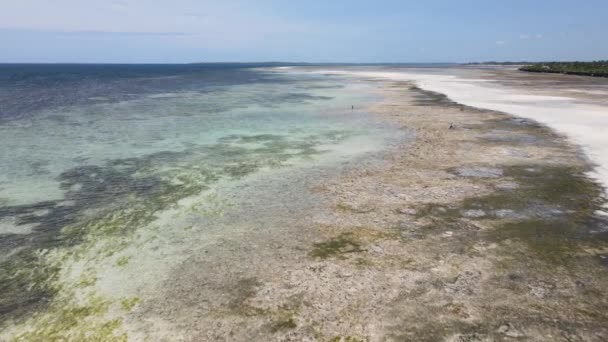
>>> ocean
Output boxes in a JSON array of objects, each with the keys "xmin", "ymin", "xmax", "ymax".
[{"xmin": 0, "ymin": 63, "xmax": 401, "ymax": 337}]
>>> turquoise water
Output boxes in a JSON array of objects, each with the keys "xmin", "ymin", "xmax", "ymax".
[{"xmin": 0, "ymin": 65, "xmax": 401, "ymax": 338}]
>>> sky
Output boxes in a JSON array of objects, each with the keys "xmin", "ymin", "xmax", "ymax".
[{"xmin": 1, "ymin": 0, "xmax": 607, "ymax": 63}]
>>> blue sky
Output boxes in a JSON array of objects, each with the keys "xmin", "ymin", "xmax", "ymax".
[{"xmin": 1, "ymin": 0, "xmax": 607, "ymax": 63}]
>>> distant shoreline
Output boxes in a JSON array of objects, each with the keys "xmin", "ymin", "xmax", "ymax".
[
  {"xmin": 519, "ymin": 61, "xmax": 608, "ymax": 78},
  {"xmin": 466, "ymin": 61, "xmax": 608, "ymax": 78}
]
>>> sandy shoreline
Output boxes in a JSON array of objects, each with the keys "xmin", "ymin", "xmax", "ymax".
[{"xmin": 306, "ymin": 67, "xmax": 608, "ymax": 206}]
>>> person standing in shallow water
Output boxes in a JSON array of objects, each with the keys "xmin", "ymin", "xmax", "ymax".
[{"xmin": 352, "ymin": 105, "xmax": 354, "ymax": 110}]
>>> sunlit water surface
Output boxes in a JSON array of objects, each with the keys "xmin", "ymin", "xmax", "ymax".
[{"xmin": 0, "ymin": 64, "xmax": 403, "ymax": 338}]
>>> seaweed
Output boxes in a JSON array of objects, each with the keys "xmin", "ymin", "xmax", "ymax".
[
  {"xmin": 310, "ymin": 233, "xmax": 364, "ymax": 259},
  {"xmin": 0, "ymin": 129, "xmax": 357, "ymax": 329},
  {"xmin": 419, "ymin": 163, "xmax": 607, "ymax": 263}
]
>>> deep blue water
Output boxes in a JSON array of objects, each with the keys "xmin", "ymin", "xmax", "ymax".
[{"xmin": 0, "ymin": 63, "xmax": 299, "ymax": 121}]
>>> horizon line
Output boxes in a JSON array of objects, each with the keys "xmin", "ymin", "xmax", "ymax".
[{"xmin": 0, "ymin": 60, "xmax": 603, "ymax": 66}]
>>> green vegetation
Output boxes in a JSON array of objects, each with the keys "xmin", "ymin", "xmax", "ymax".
[
  {"xmin": 309, "ymin": 233, "xmax": 363, "ymax": 259},
  {"xmin": 11, "ymin": 295, "xmax": 126, "ymax": 342},
  {"xmin": 520, "ymin": 61, "xmax": 608, "ymax": 77},
  {"xmin": 116, "ymin": 256, "xmax": 131, "ymax": 267},
  {"xmin": 1, "ymin": 130, "xmax": 354, "ymax": 332},
  {"xmin": 120, "ymin": 297, "xmax": 141, "ymax": 311},
  {"xmin": 417, "ymin": 163, "xmax": 605, "ymax": 263},
  {"xmin": 269, "ymin": 316, "xmax": 297, "ymax": 333},
  {"xmin": 467, "ymin": 61, "xmax": 533, "ymax": 65}
]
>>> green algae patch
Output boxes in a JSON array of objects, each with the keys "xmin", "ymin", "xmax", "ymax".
[
  {"xmin": 120, "ymin": 297, "xmax": 141, "ymax": 311},
  {"xmin": 503, "ymin": 165, "xmax": 600, "ymax": 205},
  {"xmin": 310, "ymin": 233, "xmax": 363, "ymax": 259},
  {"xmin": 76, "ymin": 271, "xmax": 98, "ymax": 288},
  {"xmin": 224, "ymin": 162, "xmax": 263, "ymax": 179},
  {"xmin": 0, "ymin": 157, "xmax": 205, "ymax": 331},
  {"xmin": 0, "ymin": 249, "xmax": 62, "ymax": 323},
  {"xmin": 447, "ymin": 164, "xmax": 603, "ymax": 221},
  {"xmin": 414, "ymin": 162, "xmax": 607, "ymax": 267},
  {"xmin": 467, "ymin": 164, "xmax": 603, "ymax": 262},
  {"xmin": 10, "ymin": 295, "xmax": 126, "ymax": 342},
  {"xmin": 0, "ymin": 129, "xmax": 366, "ymax": 332},
  {"xmin": 355, "ymin": 257, "xmax": 375, "ymax": 267},
  {"xmin": 183, "ymin": 192, "xmax": 232, "ymax": 218},
  {"xmin": 269, "ymin": 316, "xmax": 297, "ymax": 333},
  {"xmin": 116, "ymin": 256, "xmax": 131, "ymax": 267},
  {"xmin": 461, "ymin": 165, "xmax": 602, "ymax": 215},
  {"xmin": 263, "ymin": 303, "xmax": 302, "ymax": 334},
  {"xmin": 490, "ymin": 220, "xmax": 583, "ymax": 262}
]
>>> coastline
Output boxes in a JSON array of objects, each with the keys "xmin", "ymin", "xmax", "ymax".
[
  {"xmin": 304, "ymin": 67, "xmax": 608, "ymax": 207},
  {"xmin": 130, "ymin": 72, "xmax": 608, "ymax": 340},
  {"xmin": 519, "ymin": 62, "xmax": 608, "ymax": 78},
  {"xmin": 2, "ymin": 67, "xmax": 608, "ymax": 341}
]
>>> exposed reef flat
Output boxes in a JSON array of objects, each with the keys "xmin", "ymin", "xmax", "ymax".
[
  {"xmin": 2, "ymin": 72, "xmax": 608, "ymax": 341},
  {"xmin": 133, "ymin": 78, "xmax": 607, "ymax": 341}
]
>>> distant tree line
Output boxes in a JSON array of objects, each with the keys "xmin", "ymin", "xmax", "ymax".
[
  {"xmin": 519, "ymin": 61, "xmax": 608, "ymax": 77},
  {"xmin": 466, "ymin": 61, "xmax": 531, "ymax": 65}
]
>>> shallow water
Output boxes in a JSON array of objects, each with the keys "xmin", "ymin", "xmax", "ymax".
[{"xmin": 0, "ymin": 64, "xmax": 402, "ymax": 338}]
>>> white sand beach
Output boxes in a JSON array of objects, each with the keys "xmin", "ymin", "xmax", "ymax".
[{"xmin": 309, "ymin": 68, "xmax": 608, "ymax": 202}]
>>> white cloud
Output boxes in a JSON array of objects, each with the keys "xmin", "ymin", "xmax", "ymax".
[{"xmin": 495, "ymin": 40, "xmax": 505, "ymax": 45}]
